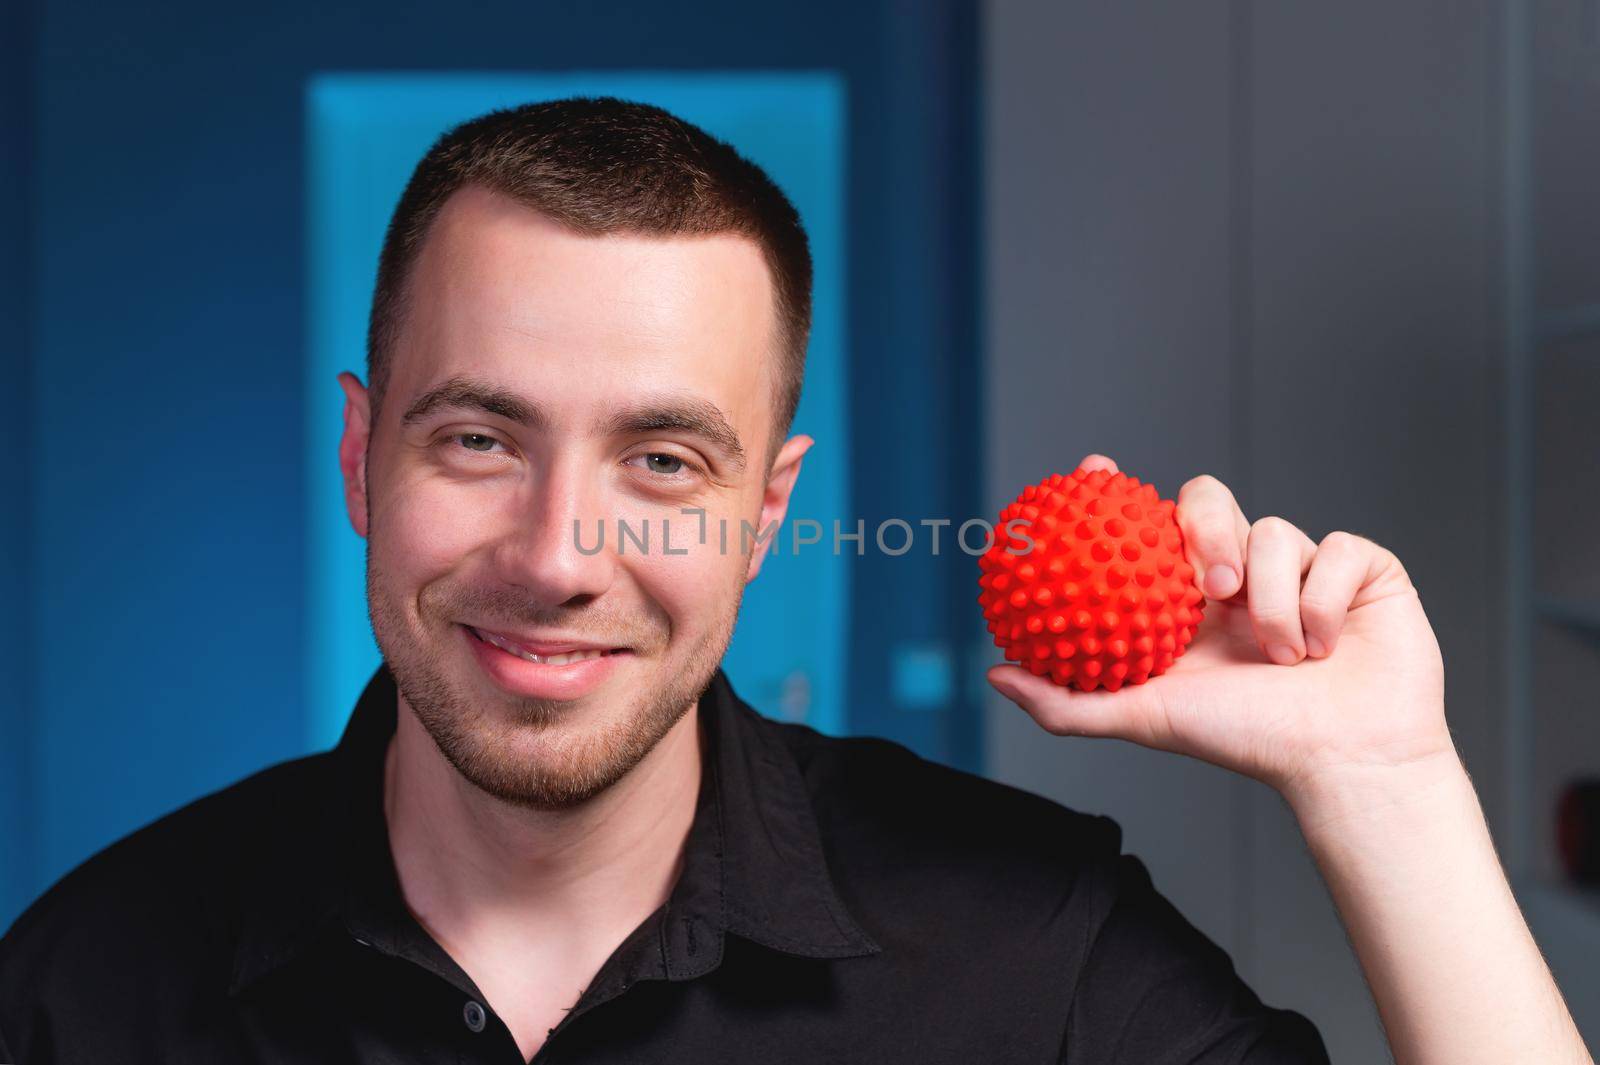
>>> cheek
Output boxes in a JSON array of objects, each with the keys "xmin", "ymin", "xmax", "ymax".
[
  {"xmin": 375, "ymin": 478, "xmax": 497, "ymax": 586},
  {"xmin": 622, "ymin": 511, "xmax": 750, "ymax": 625}
]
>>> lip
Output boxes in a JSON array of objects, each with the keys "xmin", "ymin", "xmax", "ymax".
[
  {"xmin": 466, "ymin": 626, "xmax": 623, "ymax": 658},
  {"xmin": 460, "ymin": 624, "xmax": 629, "ymax": 700}
]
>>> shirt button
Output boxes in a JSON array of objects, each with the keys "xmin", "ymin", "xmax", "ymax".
[{"xmin": 462, "ymin": 999, "xmax": 487, "ymax": 1033}]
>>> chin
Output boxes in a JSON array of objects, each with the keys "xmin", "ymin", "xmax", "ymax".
[{"xmin": 439, "ymin": 668, "xmax": 693, "ymax": 811}]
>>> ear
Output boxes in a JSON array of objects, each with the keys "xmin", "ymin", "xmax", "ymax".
[
  {"xmin": 745, "ymin": 434, "xmax": 813, "ymax": 584},
  {"xmin": 336, "ymin": 371, "xmax": 373, "ymax": 539}
]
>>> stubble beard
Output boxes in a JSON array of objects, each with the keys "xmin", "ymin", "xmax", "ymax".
[{"xmin": 364, "ymin": 536, "xmax": 744, "ymax": 812}]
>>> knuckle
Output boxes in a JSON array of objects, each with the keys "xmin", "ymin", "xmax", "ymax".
[
  {"xmin": 1179, "ymin": 473, "xmax": 1223, "ymax": 497},
  {"xmin": 1388, "ymin": 549, "xmax": 1411, "ymax": 580},
  {"xmin": 1319, "ymin": 529, "xmax": 1362, "ymax": 553},
  {"xmin": 1251, "ymin": 514, "xmax": 1294, "ymax": 537}
]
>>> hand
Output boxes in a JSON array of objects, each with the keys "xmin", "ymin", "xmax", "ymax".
[{"xmin": 986, "ymin": 454, "xmax": 1454, "ymax": 801}]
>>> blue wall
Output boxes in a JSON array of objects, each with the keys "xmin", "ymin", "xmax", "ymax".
[
  {"xmin": 3, "ymin": 0, "xmax": 981, "ymax": 931},
  {"xmin": 2, "ymin": 0, "xmax": 36, "ymax": 939}
]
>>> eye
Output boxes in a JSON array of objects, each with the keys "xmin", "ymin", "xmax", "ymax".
[
  {"xmin": 446, "ymin": 432, "xmax": 509, "ymax": 455},
  {"xmin": 626, "ymin": 450, "xmax": 703, "ymax": 480},
  {"xmin": 644, "ymin": 453, "xmax": 685, "ymax": 475}
]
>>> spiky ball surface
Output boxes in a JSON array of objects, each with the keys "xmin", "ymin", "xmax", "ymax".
[{"xmin": 978, "ymin": 467, "xmax": 1205, "ymax": 692}]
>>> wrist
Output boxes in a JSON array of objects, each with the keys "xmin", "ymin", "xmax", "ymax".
[{"xmin": 1281, "ymin": 743, "xmax": 1472, "ymax": 844}]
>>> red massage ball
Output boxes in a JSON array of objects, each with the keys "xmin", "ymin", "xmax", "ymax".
[{"xmin": 977, "ymin": 466, "xmax": 1206, "ymax": 692}]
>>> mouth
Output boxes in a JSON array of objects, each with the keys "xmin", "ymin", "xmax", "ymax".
[
  {"xmin": 463, "ymin": 626, "xmax": 629, "ymax": 665},
  {"xmin": 460, "ymin": 624, "xmax": 631, "ymax": 700}
]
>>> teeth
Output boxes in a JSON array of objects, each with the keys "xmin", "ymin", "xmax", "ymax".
[
  {"xmin": 475, "ymin": 629, "xmax": 612, "ymax": 665},
  {"xmin": 539, "ymin": 649, "xmax": 608, "ymax": 665}
]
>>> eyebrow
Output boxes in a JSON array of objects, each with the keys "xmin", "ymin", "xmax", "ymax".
[
  {"xmin": 399, "ymin": 374, "xmax": 746, "ymax": 473},
  {"xmin": 401, "ymin": 377, "xmax": 547, "ymax": 431},
  {"xmin": 602, "ymin": 398, "xmax": 747, "ymax": 473}
]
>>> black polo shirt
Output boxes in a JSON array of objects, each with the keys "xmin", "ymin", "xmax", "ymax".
[{"xmin": 0, "ymin": 663, "xmax": 1329, "ymax": 1064}]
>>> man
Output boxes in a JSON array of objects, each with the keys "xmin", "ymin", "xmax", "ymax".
[{"xmin": 0, "ymin": 96, "xmax": 1588, "ymax": 1064}]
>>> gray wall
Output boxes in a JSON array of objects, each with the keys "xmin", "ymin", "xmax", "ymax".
[{"xmin": 983, "ymin": 3, "xmax": 1507, "ymax": 1060}]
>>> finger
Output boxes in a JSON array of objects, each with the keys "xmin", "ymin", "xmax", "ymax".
[
  {"xmin": 1175, "ymin": 474, "xmax": 1251, "ymax": 600},
  {"xmin": 1298, "ymin": 530, "xmax": 1377, "ymax": 658},
  {"xmin": 987, "ymin": 664, "xmax": 1169, "ymax": 747},
  {"xmin": 1244, "ymin": 516, "xmax": 1318, "ymax": 664},
  {"xmin": 1076, "ymin": 453, "xmax": 1119, "ymax": 474}
]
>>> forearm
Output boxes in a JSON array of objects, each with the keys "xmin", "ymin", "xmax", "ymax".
[{"xmin": 1286, "ymin": 746, "xmax": 1591, "ymax": 1065}]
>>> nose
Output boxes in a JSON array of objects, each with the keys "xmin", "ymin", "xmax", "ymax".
[{"xmin": 487, "ymin": 456, "xmax": 618, "ymax": 607}]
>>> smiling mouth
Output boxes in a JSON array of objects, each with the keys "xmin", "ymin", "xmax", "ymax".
[{"xmin": 464, "ymin": 626, "xmax": 627, "ymax": 666}]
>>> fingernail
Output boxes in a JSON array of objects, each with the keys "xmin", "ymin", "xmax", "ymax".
[
  {"xmin": 1267, "ymin": 643, "xmax": 1299, "ymax": 665},
  {"xmin": 1305, "ymin": 635, "xmax": 1327, "ymax": 657},
  {"xmin": 1205, "ymin": 564, "xmax": 1238, "ymax": 598}
]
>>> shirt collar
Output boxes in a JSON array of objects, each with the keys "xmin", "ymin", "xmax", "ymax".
[{"xmin": 229, "ymin": 660, "xmax": 880, "ymax": 997}]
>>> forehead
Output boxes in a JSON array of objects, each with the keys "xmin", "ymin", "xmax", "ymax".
[{"xmin": 393, "ymin": 184, "xmax": 777, "ymax": 435}]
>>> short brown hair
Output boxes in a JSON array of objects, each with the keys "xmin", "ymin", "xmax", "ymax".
[{"xmin": 366, "ymin": 96, "xmax": 811, "ymax": 467}]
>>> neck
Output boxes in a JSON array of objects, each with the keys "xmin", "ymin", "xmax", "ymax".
[{"xmin": 382, "ymin": 696, "xmax": 704, "ymax": 952}]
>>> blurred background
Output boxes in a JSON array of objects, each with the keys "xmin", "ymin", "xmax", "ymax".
[{"xmin": 3, "ymin": 1, "xmax": 1598, "ymax": 1059}]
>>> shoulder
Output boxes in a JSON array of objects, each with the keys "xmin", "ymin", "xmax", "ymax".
[
  {"xmin": 756, "ymin": 709, "xmax": 1127, "ymax": 908},
  {"xmin": 0, "ymin": 751, "xmax": 336, "ymax": 1043},
  {"xmin": 756, "ymin": 715, "xmax": 1328, "ymax": 1059},
  {"xmin": 768, "ymin": 711, "xmax": 1122, "ymax": 850},
  {"xmin": 750, "ymin": 708, "xmax": 1155, "ymax": 1031}
]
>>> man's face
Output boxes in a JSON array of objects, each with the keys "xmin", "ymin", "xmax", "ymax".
[{"xmin": 337, "ymin": 185, "xmax": 810, "ymax": 810}]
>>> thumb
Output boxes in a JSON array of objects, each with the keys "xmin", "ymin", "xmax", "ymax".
[{"xmin": 987, "ymin": 664, "xmax": 1169, "ymax": 745}]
